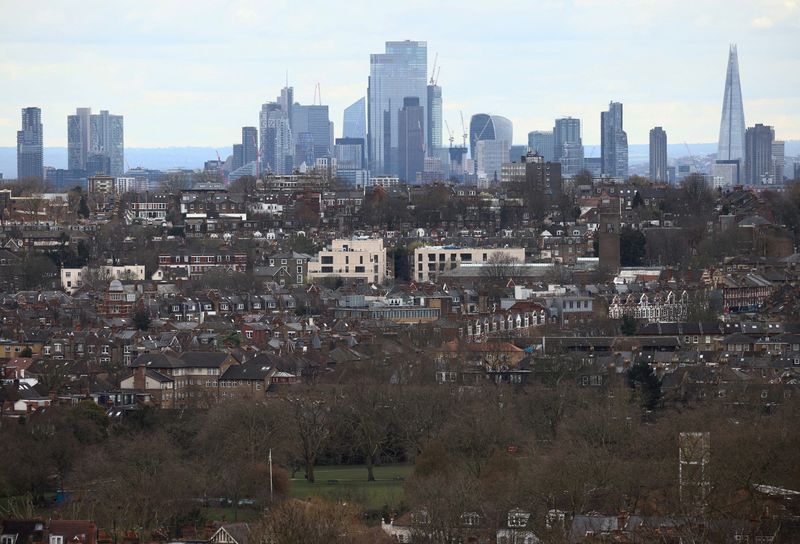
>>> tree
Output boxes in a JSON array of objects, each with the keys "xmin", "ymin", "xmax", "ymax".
[
  {"xmin": 620, "ymin": 315, "xmax": 637, "ymax": 336},
  {"xmin": 285, "ymin": 392, "xmax": 333, "ymax": 483},
  {"xmin": 341, "ymin": 385, "xmax": 393, "ymax": 481},
  {"xmin": 133, "ymin": 305, "xmax": 151, "ymax": 331},
  {"xmin": 619, "ymin": 226, "xmax": 646, "ymax": 266},
  {"xmin": 627, "ymin": 360, "xmax": 662, "ymax": 410},
  {"xmin": 78, "ymin": 196, "xmax": 90, "ymax": 218},
  {"xmin": 481, "ymin": 251, "xmax": 521, "ymax": 281}
]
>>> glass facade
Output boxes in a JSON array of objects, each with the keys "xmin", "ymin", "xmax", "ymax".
[
  {"xmin": 601, "ymin": 102, "xmax": 628, "ymax": 178},
  {"xmin": 527, "ymin": 130, "xmax": 554, "ymax": 163},
  {"xmin": 718, "ymin": 45, "xmax": 746, "ymax": 163},
  {"xmin": 89, "ymin": 110, "xmax": 124, "ymax": 176},
  {"xmin": 427, "ymin": 84, "xmax": 442, "ymax": 152},
  {"xmin": 17, "ymin": 107, "xmax": 43, "ymax": 179},
  {"xmin": 553, "ymin": 117, "xmax": 581, "ymax": 164},
  {"xmin": 368, "ymin": 40, "xmax": 427, "ymax": 176},
  {"xmin": 293, "ymin": 105, "xmax": 332, "ymax": 159},
  {"xmin": 343, "ymin": 97, "xmax": 366, "ymax": 141}
]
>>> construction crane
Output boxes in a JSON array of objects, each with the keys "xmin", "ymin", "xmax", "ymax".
[
  {"xmin": 429, "ymin": 52, "xmax": 438, "ymax": 85},
  {"xmin": 444, "ymin": 120, "xmax": 455, "ymax": 148},
  {"xmin": 459, "ymin": 111, "xmax": 468, "ymax": 149},
  {"xmin": 215, "ymin": 150, "xmax": 228, "ymax": 185},
  {"xmin": 684, "ymin": 142, "xmax": 700, "ymax": 171}
]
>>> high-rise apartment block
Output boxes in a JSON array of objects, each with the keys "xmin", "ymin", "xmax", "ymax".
[
  {"xmin": 67, "ymin": 108, "xmax": 124, "ymax": 176},
  {"xmin": 17, "ymin": 107, "xmax": 43, "ymax": 180},
  {"xmin": 601, "ymin": 101, "xmax": 628, "ymax": 178},
  {"xmin": 649, "ymin": 127, "xmax": 668, "ymax": 182},
  {"xmin": 744, "ymin": 123, "xmax": 774, "ymax": 185},
  {"xmin": 368, "ymin": 40, "xmax": 427, "ymax": 176}
]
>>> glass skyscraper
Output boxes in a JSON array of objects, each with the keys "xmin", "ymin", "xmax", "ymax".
[
  {"xmin": 528, "ymin": 130, "xmax": 554, "ymax": 163},
  {"xmin": 343, "ymin": 98, "xmax": 366, "ymax": 141},
  {"xmin": 260, "ymin": 102, "xmax": 293, "ymax": 175},
  {"xmin": 17, "ymin": 107, "xmax": 43, "ymax": 180},
  {"xmin": 242, "ymin": 127, "xmax": 258, "ymax": 166},
  {"xmin": 553, "ymin": 118, "xmax": 583, "ymax": 176},
  {"xmin": 469, "ymin": 114, "xmax": 512, "ymax": 162},
  {"xmin": 68, "ymin": 107, "xmax": 92, "ymax": 171},
  {"xmin": 718, "ymin": 45, "xmax": 746, "ymax": 163},
  {"xmin": 649, "ymin": 127, "xmax": 668, "ymax": 182},
  {"xmin": 68, "ymin": 108, "xmax": 124, "ymax": 176},
  {"xmin": 368, "ymin": 40, "xmax": 427, "ymax": 176},
  {"xmin": 427, "ymin": 84, "xmax": 442, "ymax": 153},
  {"xmin": 293, "ymin": 105, "xmax": 332, "ymax": 159},
  {"xmin": 601, "ymin": 102, "xmax": 628, "ymax": 178}
]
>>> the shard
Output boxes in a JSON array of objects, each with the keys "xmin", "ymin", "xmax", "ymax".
[{"xmin": 717, "ymin": 44, "xmax": 746, "ymax": 162}]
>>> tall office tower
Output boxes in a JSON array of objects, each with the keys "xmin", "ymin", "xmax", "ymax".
[
  {"xmin": 17, "ymin": 107, "xmax": 43, "ymax": 180},
  {"xmin": 242, "ymin": 127, "xmax": 258, "ymax": 166},
  {"xmin": 601, "ymin": 101, "xmax": 628, "ymax": 178},
  {"xmin": 717, "ymin": 45, "xmax": 746, "ymax": 164},
  {"xmin": 279, "ymin": 86, "xmax": 294, "ymax": 132},
  {"xmin": 527, "ymin": 130, "xmax": 554, "ymax": 162},
  {"xmin": 398, "ymin": 97, "xmax": 425, "ymax": 183},
  {"xmin": 294, "ymin": 133, "xmax": 315, "ymax": 168},
  {"xmin": 744, "ymin": 123, "xmax": 774, "ymax": 185},
  {"xmin": 334, "ymin": 138, "xmax": 365, "ymax": 170},
  {"xmin": 231, "ymin": 144, "xmax": 244, "ymax": 171},
  {"xmin": 259, "ymin": 102, "xmax": 293, "ymax": 175},
  {"xmin": 368, "ymin": 40, "xmax": 427, "ymax": 176},
  {"xmin": 469, "ymin": 113, "xmax": 513, "ymax": 163},
  {"xmin": 68, "ymin": 107, "xmax": 92, "ymax": 170},
  {"xmin": 649, "ymin": 127, "xmax": 668, "ymax": 182},
  {"xmin": 560, "ymin": 142, "xmax": 585, "ymax": 178},
  {"xmin": 553, "ymin": 117, "xmax": 581, "ymax": 165},
  {"xmin": 426, "ymin": 83, "xmax": 442, "ymax": 153},
  {"xmin": 343, "ymin": 97, "xmax": 366, "ymax": 140},
  {"xmin": 772, "ymin": 141, "xmax": 785, "ymax": 184},
  {"xmin": 293, "ymin": 105, "xmax": 332, "ymax": 159}
]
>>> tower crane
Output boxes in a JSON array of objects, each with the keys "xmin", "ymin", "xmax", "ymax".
[
  {"xmin": 459, "ymin": 111, "xmax": 468, "ymax": 149},
  {"xmin": 444, "ymin": 120, "xmax": 455, "ymax": 148},
  {"xmin": 684, "ymin": 142, "xmax": 700, "ymax": 171},
  {"xmin": 429, "ymin": 53, "xmax": 438, "ymax": 85}
]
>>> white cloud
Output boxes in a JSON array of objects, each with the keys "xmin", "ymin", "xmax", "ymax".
[{"xmin": 752, "ymin": 16, "xmax": 775, "ymax": 27}]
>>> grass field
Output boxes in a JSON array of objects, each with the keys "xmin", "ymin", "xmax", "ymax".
[{"xmin": 289, "ymin": 464, "xmax": 413, "ymax": 511}]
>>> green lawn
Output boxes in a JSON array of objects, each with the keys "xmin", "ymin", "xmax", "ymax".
[{"xmin": 289, "ymin": 464, "xmax": 412, "ymax": 511}]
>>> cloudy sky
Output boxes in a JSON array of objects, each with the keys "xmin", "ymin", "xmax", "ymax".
[{"xmin": 1, "ymin": 0, "xmax": 798, "ymax": 149}]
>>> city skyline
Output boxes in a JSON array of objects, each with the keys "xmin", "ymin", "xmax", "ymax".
[{"xmin": 1, "ymin": 1, "xmax": 798, "ymax": 152}]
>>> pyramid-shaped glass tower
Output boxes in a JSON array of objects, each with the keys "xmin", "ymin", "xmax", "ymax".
[{"xmin": 717, "ymin": 44, "xmax": 746, "ymax": 162}]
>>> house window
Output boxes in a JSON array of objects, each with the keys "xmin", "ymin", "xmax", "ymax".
[
  {"xmin": 51, "ymin": 537, "xmax": 64, "ymax": 544},
  {"xmin": 245, "ymin": 330, "xmax": 253, "ymax": 339}
]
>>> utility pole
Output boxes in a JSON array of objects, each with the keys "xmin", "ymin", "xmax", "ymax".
[{"xmin": 269, "ymin": 448, "xmax": 274, "ymax": 502}]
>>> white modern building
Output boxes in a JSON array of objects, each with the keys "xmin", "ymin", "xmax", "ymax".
[
  {"xmin": 413, "ymin": 246, "xmax": 526, "ymax": 283},
  {"xmin": 308, "ymin": 238, "xmax": 387, "ymax": 284},
  {"xmin": 61, "ymin": 264, "xmax": 146, "ymax": 294}
]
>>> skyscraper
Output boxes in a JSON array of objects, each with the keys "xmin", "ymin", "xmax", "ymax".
[
  {"xmin": 398, "ymin": 97, "xmax": 425, "ymax": 183},
  {"xmin": 293, "ymin": 105, "xmax": 332, "ymax": 159},
  {"xmin": 744, "ymin": 123, "xmax": 774, "ymax": 185},
  {"xmin": 90, "ymin": 110, "xmax": 124, "ymax": 176},
  {"xmin": 601, "ymin": 101, "xmax": 628, "ymax": 178},
  {"xmin": 17, "ymin": 107, "xmax": 43, "ymax": 180},
  {"xmin": 527, "ymin": 130, "xmax": 554, "ymax": 163},
  {"xmin": 67, "ymin": 107, "xmax": 92, "ymax": 171},
  {"xmin": 242, "ymin": 127, "xmax": 258, "ymax": 166},
  {"xmin": 279, "ymin": 86, "xmax": 294, "ymax": 133},
  {"xmin": 772, "ymin": 140, "xmax": 785, "ymax": 184},
  {"xmin": 260, "ymin": 102, "xmax": 293, "ymax": 175},
  {"xmin": 343, "ymin": 98, "xmax": 366, "ymax": 141},
  {"xmin": 553, "ymin": 118, "xmax": 583, "ymax": 177},
  {"xmin": 426, "ymin": 83, "xmax": 442, "ymax": 153},
  {"xmin": 649, "ymin": 127, "xmax": 668, "ymax": 182},
  {"xmin": 717, "ymin": 45, "xmax": 746, "ymax": 164},
  {"xmin": 553, "ymin": 118, "xmax": 581, "ymax": 160},
  {"xmin": 469, "ymin": 114, "xmax": 512, "ymax": 163},
  {"xmin": 368, "ymin": 40, "xmax": 427, "ymax": 176}
]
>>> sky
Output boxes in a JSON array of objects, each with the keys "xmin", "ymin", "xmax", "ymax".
[{"xmin": 1, "ymin": 0, "xmax": 799, "ymax": 150}]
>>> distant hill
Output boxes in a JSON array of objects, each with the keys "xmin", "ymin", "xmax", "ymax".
[
  {"xmin": 0, "ymin": 146, "xmax": 232, "ymax": 179},
  {"xmin": 0, "ymin": 142, "xmax": 797, "ymax": 179}
]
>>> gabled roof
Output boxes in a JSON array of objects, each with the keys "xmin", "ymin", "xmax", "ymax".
[{"xmin": 178, "ymin": 351, "xmax": 233, "ymax": 368}]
